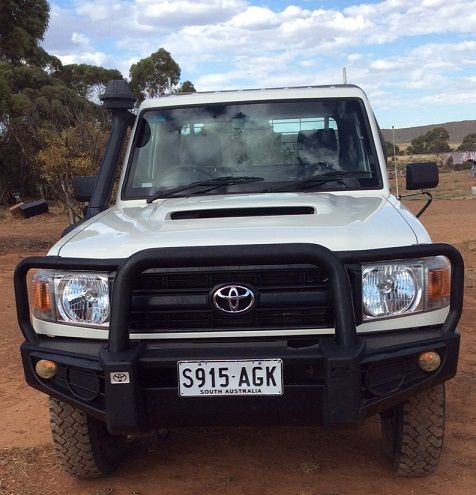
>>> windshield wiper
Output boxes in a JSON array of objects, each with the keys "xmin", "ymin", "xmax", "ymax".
[
  {"xmin": 147, "ymin": 176, "xmax": 265, "ymax": 203},
  {"xmin": 266, "ymin": 171, "xmax": 372, "ymax": 193}
]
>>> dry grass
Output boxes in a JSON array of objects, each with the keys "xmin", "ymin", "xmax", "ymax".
[
  {"xmin": 299, "ymin": 461, "xmax": 321, "ymax": 473},
  {"xmin": 0, "ymin": 446, "xmax": 58, "ymax": 495},
  {"xmin": 0, "ymin": 446, "xmax": 143, "ymax": 495},
  {"xmin": 397, "ymin": 142, "xmax": 462, "ymax": 152},
  {"xmin": 390, "ymin": 169, "xmax": 476, "ymax": 200},
  {"xmin": 0, "ymin": 237, "xmax": 55, "ymax": 254},
  {"xmin": 458, "ymin": 239, "xmax": 476, "ymax": 253}
]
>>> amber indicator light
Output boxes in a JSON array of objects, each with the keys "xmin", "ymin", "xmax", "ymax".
[
  {"xmin": 428, "ymin": 267, "xmax": 450, "ymax": 300},
  {"xmin": 33, "ymin": 279, "xmax": 51, "ymax": 312}
]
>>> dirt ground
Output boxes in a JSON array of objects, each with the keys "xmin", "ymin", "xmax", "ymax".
[{"xmin": 0, "ymin": 180, "xmax": 475, "ymax": 494}]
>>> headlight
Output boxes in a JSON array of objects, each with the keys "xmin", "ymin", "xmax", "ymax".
[
  {"xmin": 362, "ymin": 256, "xmax": 450, "ymax": 320},
  {"xmin": 362, "ymin": 264, "xmax": 421, "ymax": 318},
  {"xmin": 56, "ymin": 273, "xmax": 109, "ymax": 326},
  {"xmin": 32, "ymin": 271, "xmax": 110, "ymax": 328}
]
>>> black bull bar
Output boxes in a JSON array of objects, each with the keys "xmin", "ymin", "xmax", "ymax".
[{"xmin": 14, "ymin": 243, "xmax": 464, "ymax": 430}]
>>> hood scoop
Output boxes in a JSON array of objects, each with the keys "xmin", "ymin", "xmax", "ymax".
[{"xmin": 170, "ymin": 206, "xmax": 315, "ymax": 220}]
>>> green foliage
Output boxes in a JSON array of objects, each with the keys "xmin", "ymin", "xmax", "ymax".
[
  {"xmin": 0, "ymin": 0, "xmax": 50, "ymax": 65},
  {"xmin": 129, "ymin": 48, "xmax": 181, "ymax": 100},
  {"xmin": 37, "ymin": 124, "xmax": 105, "ymax": 180},
  {"xmin": 0, "ymin": 62, "xmax": 53, "ymax": 92},
  {"xmin": 37, "ymin": 122, "xmax": 108, "ymax": 222},
  {"xmin": 386, "ymin": 141, "xmax": 400, "ymax": 157},
  {"xmin": 0, "ymin": 10, "xmax": 194, "ymax": 207},
  {"xmin": 0, "ymin": 4, "xmax": 116, "ymax": 202},
  {"xmin": 0, "ymin": 59, "xmax": 102, "ymax": 197},
  {"xmin": 0, "ymin": 76, "xmax": 10, "ymax": 115},
  {"xmin": 457, "ymin": 133, "xmax": 476, "ymax": 151},
  {"xmin": 54, "ymin": 64, "xmax": 123, "ymax": 100},
  {"xmin": 177, "ymin": 80, "xmax": 196, "ymax": 93},
  {"xmin": 407, "ymin": 127, "xmax": 451, "ymax": 154}
]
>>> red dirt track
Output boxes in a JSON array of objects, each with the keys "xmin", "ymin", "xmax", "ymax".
[{"xmin": 0, "ymin": 197, "xmax": 475, "ymax": 495}]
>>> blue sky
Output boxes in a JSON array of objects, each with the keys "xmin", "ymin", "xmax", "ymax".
[{"xmin": 43, "ymin": 0, "xmax": 476, "ymax": 129}]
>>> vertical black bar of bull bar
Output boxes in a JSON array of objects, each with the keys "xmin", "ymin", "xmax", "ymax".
[
  {"xmin": 108, "ymin": 243, "xmax": 357, "ymax": 352},
  {"xmin": 14, "ymin": 258, "xmax": 41, "ymax": 345}
]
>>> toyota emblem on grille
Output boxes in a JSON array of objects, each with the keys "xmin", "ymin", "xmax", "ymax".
[{"xmin": 213, "ymin": 285, "xmax": 255, "ymax": 314}]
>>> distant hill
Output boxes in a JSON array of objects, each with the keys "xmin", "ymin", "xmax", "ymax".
[{"xmin": 382, "ymin": 120, "xmax": 476, "ymax": 145}]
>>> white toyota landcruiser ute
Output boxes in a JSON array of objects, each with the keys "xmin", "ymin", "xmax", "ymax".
[{"xmin": 14, "ymin": 81, "xmax": 463, "ymax": 478}]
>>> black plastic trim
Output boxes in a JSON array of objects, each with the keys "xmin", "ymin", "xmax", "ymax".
[
  {"xmin": 170, "ymin": 206, "xmax": 315, "ymax": 220},
  {"xmin": 19, "ymin": 328, "xmax": 460, "ymax": 429}
]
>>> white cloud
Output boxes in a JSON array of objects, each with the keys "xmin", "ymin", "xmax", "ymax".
[
  {"xmin": 138, "ymin": 0, "xmax": 246, "ymax": 26},
  {"xmin": 43, "ymin": 0, "xmax": 476, "ymax": 125},
  {"xmin": 76, "ymin": 1, "xmax": 133, "ymax": 23},
  {"xmin": 158, "ymin": 0, "xmax": 476, "ymax": 81},
  {"xmin": 59, "ymin": 51, "xmax": 108, "ymax": 66},
  {"xmin": 366, "ymin": 41, "xmax": 476, "ymax": 81},
  {"xmin": 344, "ymin": 0, "xmax": 476, "ymax": 44},
  {"xmin": 71, "ymin": 32, "xmax": 91, "ymax": 48},
  {"xmin": 230, "ymin": 6, "xmax": 281, "ymax": 29},
  {"xmin": 46, "ymin": 0, "xmax": 476, "ymax": 70},
  {"xmin": 73, "ymin": 0, "xmax": 246, "ymax": 32}
]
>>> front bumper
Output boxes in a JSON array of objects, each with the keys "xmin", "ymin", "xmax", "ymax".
[
  {"xmin": 21, "ymin": 328, "xmax": 459, "ymax": 432},
  {"xmin": 15, "ymin": 243, "xmax": 464, "ymax": 434}
]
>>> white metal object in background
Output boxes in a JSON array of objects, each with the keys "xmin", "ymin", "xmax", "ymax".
[{"xmin": 392, "ymin": 125, "xmax": 400, "ymax": 198}]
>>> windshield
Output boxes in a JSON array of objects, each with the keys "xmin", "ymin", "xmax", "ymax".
[{"xmin": 122, "ymin": 98, "xmax": 382, "ymax": 199}]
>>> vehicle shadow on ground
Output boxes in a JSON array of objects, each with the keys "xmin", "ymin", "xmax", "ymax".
[{"xmin": 107, "ymin": 419, "xmax": 394, "ymax": 494}]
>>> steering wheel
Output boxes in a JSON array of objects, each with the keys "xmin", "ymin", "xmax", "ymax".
[{"xmin": 159, "ymin": 166, "xmax": 214, "ymax": 188}]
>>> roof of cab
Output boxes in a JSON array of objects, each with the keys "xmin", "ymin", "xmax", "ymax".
[{"xmin": 139, "ymin": 84, "xmax": 369, "ymax": 110}]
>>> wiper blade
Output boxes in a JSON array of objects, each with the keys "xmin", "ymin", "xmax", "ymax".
[
  {"xmin": 147, "ymin": 176, "xmax": 265, "ymax": 202},
  {"xmin": 267, "ymin": 171, "xmax": 372, "ymax": 193}
]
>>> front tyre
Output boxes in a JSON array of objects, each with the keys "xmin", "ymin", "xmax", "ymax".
[
  {"xmin": 49, "ymin": 397, "xmax": 127, "ymax": 478},
  {"xmin": 380, "ymin": 384, "xmax": 446, "ymax": 476}
]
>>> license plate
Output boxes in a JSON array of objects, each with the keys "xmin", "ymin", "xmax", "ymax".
[{"xmin": 177, "ymin": 359, "xmax": 283, "ymax": 397}]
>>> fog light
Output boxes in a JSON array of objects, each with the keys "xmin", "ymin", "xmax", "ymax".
[
  {"xmin": 418, "ymin": 351, "xmax": 441, "ymax": 372},
  {"xmin": 35, "ymin": 360, "xmax": 58, "ymax": 379}
]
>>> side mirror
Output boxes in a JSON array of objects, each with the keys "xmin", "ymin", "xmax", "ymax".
[
  {"xmin": 406, "ymin": 162, "xmax": 439, "ymax": 190},
  {"xmin": 72, "ymin": 176, "xmax": 97, "ymax": 202}
]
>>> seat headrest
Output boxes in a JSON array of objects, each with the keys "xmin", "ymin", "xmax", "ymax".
[
  {"xmin": 297, "ymin": 129, "xmax": 338, "ymax": 165},
  {"xmin": 182, "ymin": 133, "xmax": 223, "ymax": 168}
]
